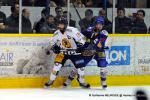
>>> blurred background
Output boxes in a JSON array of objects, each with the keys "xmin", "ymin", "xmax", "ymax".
[{"xmin": 0, "ymin": 0, "xmax": 149, "ymax": 34}]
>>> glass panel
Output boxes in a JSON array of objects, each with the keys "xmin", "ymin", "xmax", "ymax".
[
  {"xmin": 114, "ymin": 0, "xmax": 149, "ymax": 34},
  {"xmin": 0, "ymin": 0, "xmax": 19, "ymax": 33},
  {"xmin": 69, "ymin": 0, "xmax": 113, "ymax": 33},
  {"xmin": 21, "ymin": 0, "xmax": 64, "ymax": 34},
  {"xmin": 1, "ymin": 0, "xmax": 148, "ymax": 34}
]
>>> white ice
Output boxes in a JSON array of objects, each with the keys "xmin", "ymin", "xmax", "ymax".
[{"xmin": 0, "ymin": 86, "xmax": 149, "ymax": 100}]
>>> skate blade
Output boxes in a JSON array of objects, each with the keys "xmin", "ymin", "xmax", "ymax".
[
  {"xmin": 80, "ymin": 86, "xmax": 91, "ymax": 89},
  {"xmin": 44, "ymin": 85, "xmax": 50, "ymax": 89}
]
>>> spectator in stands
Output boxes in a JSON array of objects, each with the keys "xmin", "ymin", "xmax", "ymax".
[
  {"xmin": 5, "ymin": 3, "xmax": 19, "ymax": 33},
  {"xmin": 98, "ymin": 8, "xmax": 112, "ymax": 33},
  {"xmin": 115, "ymin": 7, "xmax": 132, "ymax": 33},
  {"xmin": 22, "ymin": 9, "xmax": 32, "ymax": 33},
  {"xmin": 63, "ymin": 11, "xmax": 76, "ymax": 27},
  {"xmin": 54, "ymin": 6, "xmax": 64, "ymax": 24},
  {"xmin": 85, "ymin": 0, "xmax": 94, "ymax": 7},
  {"xmin": 82, "ymin": 0, "xmax": 106, "ymax": 7},
  {"xmin": 0, "ymin": 0, "xmax": 6, "ymax": 32},
  {"xmin": 0, "ymin": 0, "xmax": 4, "ymax": 6},
  {"xmin": 33, "ymin": 8, "xmax": 47, "ymax": 33},
  {"xmin": 49, "ymin": 1, "xmax": 57, "ymax": 7},
  {"xmin": 131, "ymin": 10, "xmax": 147, "ymax": 33},
  {"xmin": 73, "ymin": 0, "xmax": 85, "ymax": 7},
  {"xmin": 79, "ymin": 9, "xmax": 95, "ymax": 32},
  {"xmin": 40, "ymin": 15, "xmax": 56, "ymax": 33}
]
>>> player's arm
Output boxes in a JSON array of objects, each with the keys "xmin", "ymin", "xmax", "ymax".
[
  {"xmin": 73, "ymin": 28, "xmax": 86, "ymax": 45},
  {"xmin": 95, "ymin": 30, "xmax": 109, "ymax": 50},
  {"xmin": 46, "ymin": 31, "xmax": 61, "ymax": 54},
  {"xmin": 101, "ymin": 30, "xmax": 109, "ymax": 38},
  {"xmin": 81, "ymin": 27, "xmax": 93, "ymax": 39}
]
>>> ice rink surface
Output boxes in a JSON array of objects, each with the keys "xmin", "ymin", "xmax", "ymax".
[{"xmin": 0, "ymin": 86, "xmax": 149, "ymax": 100}]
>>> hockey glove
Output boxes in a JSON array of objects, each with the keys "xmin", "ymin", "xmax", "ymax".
[
  {"xmin": 52, "ymin": 45, "xmax": 61, "ymax": 54},
  {"xmin": 46, "ymin": 50, "xmax": 50, "ymax": 55}
]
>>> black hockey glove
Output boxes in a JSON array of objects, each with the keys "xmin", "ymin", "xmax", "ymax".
[
  {"xmin": 52, "ymin": 45, "xmax": 61, "ymax": 54},
  {"xmin": 76, "ymin": 44, "xmax": 85, "ymax": 53},
  {"xmin": 76, "ymin": 47, "xmax": 83, "ymax": 53},
  {"xmin": 46, "ymin": 50, "xmax": 50, "ymax": 55}
]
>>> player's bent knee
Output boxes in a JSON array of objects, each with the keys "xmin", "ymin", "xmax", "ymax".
[
  {"xmin": 51, "ymin": 63, "xmax": 62, "ymax": 75},
  {"xmin": 53, "ymin": 63, "xmax": 62, "ymax": 70}
]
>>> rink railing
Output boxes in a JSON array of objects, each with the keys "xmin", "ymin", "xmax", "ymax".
[{"xmin": 0, "ymin": 34, "xmax": 150, "ymax": 88}]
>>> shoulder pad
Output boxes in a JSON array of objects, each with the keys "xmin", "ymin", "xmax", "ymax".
[
  {"xmin": 53, "ymin": 30, "xmax": 59, "ymax": 36},
  {"xmin": 101, "ymin": 30, "xmax": 108, "ymax": 36},
  {"xmin": 66, "ymin": 26, "xmax": 74, "ymax": 32},
  {"xmin": 66, "ymin": 29, "xmax": 72, "ymax": 32}
]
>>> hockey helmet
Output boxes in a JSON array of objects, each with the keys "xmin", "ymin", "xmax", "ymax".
[
  {"xmin": 95, "ymin": 17, "xmax": 104, "ymax": 25},
  {"xmin": 58, "ymin": 18, "xmax": 68, "ymax": 26}
]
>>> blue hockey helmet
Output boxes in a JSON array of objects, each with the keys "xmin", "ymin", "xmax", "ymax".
[{"xmin": 95, "ymin": 17, "xmax": 104, "ymax": 25}]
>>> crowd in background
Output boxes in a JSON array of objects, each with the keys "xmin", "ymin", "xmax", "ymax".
[
  {"xmin": 0, "ymin": 0, "xmax": 149, "ymax": 8},
  {"xmin": 0, "ymin": 0, "xmax": 149, "ymax": 33},
  {"xmin": 0, "ymin": 0, "xmax": 126, "ymax": 7}
]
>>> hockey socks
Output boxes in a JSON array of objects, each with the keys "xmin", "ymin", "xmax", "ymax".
[
  {"xmin": 100, "ymin": 68, "xmax": 107, "ymax": 89},
  {"xmin": 63, "ymin": 69, "xmax": 77, "ymax": 87},
  {"xmin": 77, "ymin": 68, "xmax": 90, "ymax": 88},
  {"xmin": 45, "ymin": 63, "xmax": 62, "ymax": 87}
]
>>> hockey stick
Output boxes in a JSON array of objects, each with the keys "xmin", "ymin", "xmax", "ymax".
[
  {"xmin": 72, "ymin": 1, "xmax": 82, "ymax": 20},
  {"xmin": 60, "ymin": 49, "xmax": 81, "ymax": 55}
]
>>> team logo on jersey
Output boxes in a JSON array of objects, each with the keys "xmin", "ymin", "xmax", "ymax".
[
  {"xmin": 62, "ymin": 38, "xmax": 71, "ymax": 48},
  {"xmin": 97, "ymin": 42, "xmax": 102, "ymax": 48}
]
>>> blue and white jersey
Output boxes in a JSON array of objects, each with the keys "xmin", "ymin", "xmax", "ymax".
[{"xmin": 82, "ymin": 27, "xmax": 109, "ymax": 52}]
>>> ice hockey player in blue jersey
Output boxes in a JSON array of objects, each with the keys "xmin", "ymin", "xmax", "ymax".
[{"xmin": 63, "ymin": 17, "xmax": 109, "ymax": 89}]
